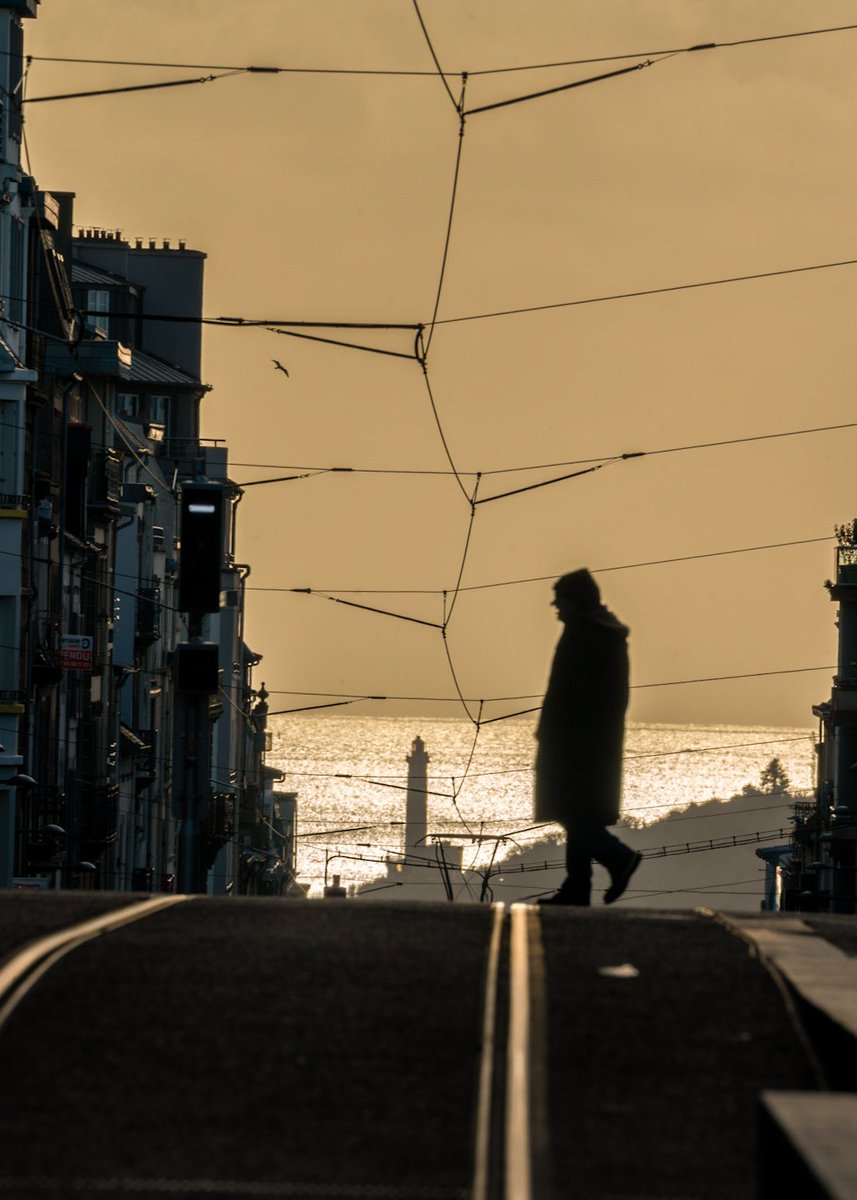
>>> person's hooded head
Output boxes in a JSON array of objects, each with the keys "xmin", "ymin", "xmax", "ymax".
[{"xmin": 552, "ymin": 569, "xmax": 601, "ymax": 620}]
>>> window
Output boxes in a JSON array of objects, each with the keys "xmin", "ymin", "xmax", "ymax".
[
  {"xmin": 116, "ymin": 393, "xmax": 139, "ymax": 419},
  {"xmin": 86, "ymin": 288, "xmax": 110, "ymax": 335},
  {"xmin": 148, "ymin": 395, "xmax": 169, "ymax": 425}
]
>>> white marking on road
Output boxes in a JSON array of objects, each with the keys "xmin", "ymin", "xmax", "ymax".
[
  {"xmin": 598, "ymin": 962, "xmax": 640, "ymax": 978},
  {"xmin": 0, "ymin": 895, "xmax": 189, "ymax": 1031}
]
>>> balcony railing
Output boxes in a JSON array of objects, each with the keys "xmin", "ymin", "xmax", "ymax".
[
  {"xmin": 15, "ymin": 785, "xmax": 67, "ymax": 876},
  {"xmin": 136, "ymin": 585, "xmax": 162, "ymax": 644},
  {"xmin": 88, "ymin": 449, "xmax": 122, "ymax": 510},
  {"xmin": 161, "ymin": 439, "xmax": 228, "ymax": 482}
]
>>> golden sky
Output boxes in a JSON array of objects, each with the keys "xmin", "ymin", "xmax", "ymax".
[{"xmin": 21, "ymin": 1, "xmax": 857, "ymax": 727}]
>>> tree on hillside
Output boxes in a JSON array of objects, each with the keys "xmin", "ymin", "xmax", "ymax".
[{"xmin": 742, "ymin": 757, "xmax": 791, "ymax": 796}]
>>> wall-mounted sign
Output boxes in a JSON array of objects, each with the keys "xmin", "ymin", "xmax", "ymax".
[{"xmin": 60, "ymin": 634, "xmax": 93, "ymax": 671}]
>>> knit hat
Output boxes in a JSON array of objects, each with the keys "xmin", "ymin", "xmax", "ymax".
[{"xmin": 553, "ymin": 568, "xmax": 600, "ymax": 607}]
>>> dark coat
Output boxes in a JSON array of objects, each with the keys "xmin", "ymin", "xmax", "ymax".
[{"xmin": 534, "ymin": 606, "xmax": 629, "ymax": 826}]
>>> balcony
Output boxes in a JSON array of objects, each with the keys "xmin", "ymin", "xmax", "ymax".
[
  {"xmin": 161, "ymin": 439, "xmax": 228, "ymax": 482},
  {"xmin": 14, "ymin": 785, "xmax": 67, "ymax": 876},
  {"xmin": 88, "ymin": 449, "xmax": 122, "ymax": 512},
  {"xmin": 136, "ymin": 584, "xmax": 162, "ymax": 645}
]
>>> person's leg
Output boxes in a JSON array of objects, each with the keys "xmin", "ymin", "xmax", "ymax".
[
  {"xmin": 537, "ymin": 822, "xmax": 593, "ymax": 904},
  {"xmin": 585, "ymin": 823, "xmax": 634, "ymax": 875},
  {"xmin": 582, "ymin": 823, "xmax": 642, "ymax": 904},
  {"xmin": 562, "ymin": 824, "xmax": 594, "ymax": 905}
]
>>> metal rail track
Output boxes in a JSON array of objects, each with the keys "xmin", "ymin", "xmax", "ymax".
[
  {"xmin": 473, "ymin": 903, "xmax": 550, "ymax": 1200},
  {"xmin": 0, "ymin": 894, "xmax": 189, "ymax": 1031}
]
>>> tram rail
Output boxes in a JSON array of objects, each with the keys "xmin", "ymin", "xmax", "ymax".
[{"xmin": 0, "ymin": 894, "xmax": 189, "ymax": 1031}]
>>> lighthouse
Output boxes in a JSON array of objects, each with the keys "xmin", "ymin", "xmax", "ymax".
[
  {"xmin": 405, "ymin": 736, "xmax": 430, "ymax": 858},
  {"xmin": 357, "ymin": 734, "xmax": 467, "ymax": 900}
]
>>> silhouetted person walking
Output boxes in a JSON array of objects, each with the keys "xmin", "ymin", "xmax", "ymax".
[{"xmin": 535, "ymin": 569, "xmax": 641, "ymax": 905}]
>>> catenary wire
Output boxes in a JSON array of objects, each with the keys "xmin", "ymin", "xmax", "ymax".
[
  {"xmin": 249, "ymin": 534, "xmax": 832, "ymax": 596},
  {"xmin": 463, "ymin": 56, "xmax": 656, "ymax": 117},
  {"xmin": 22, "ymin": 69, "xmax": 248, "ymax": 104},
  {"xmin": 24, "ymin": 252, "xmax": 854, "ymax": 343},
  {"xmin": 15, "ymin": 23, "xmax": 835, "ymax": 878},
  {"xmin": 21, "ymin": 21, "xmax": 857, "ymax": 78},
  {"xmin": 260, "ymin": 666, "xmax": 834, "ymax": 703},
  {"xmin": 434, "ymin": 257, "xmax": 857, "ymax": 327},
  {"xmin": 410, "ymin": 0, "xmax": 459, "ymax": 112},
  {"xmin": 419, "ymin": 72, "xmax": 468, "ymax": 358},
  {"xmin": 227, "ymin": 419, "xmax": 857, "ymax": 483}
]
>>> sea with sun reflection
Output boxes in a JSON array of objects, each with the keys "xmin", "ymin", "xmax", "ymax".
[{"xmin": 269, "ymin": 715, "xmax": 815, "ymax": 900}]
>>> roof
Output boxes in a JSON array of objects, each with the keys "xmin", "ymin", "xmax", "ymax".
[
  {"xmin": 122, "ymin": 347, "xmax": 203, "ymax": 388},
  {"xmin": 45, "ymin": 338, "xmax": 205, "ymax": 389},
  {"xmin": 72, "ymin": 261, "xmax": 138, "ymax": 290}
]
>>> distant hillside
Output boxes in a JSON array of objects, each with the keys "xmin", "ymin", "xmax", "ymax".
[{"xmin": 489, "ymin": 788, "xmax": 798, "ymax": 911}]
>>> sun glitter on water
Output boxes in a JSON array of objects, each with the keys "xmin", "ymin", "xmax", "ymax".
[{"xmin": 268, "ymin": 714, "xmax": 814, "ymax": 896}]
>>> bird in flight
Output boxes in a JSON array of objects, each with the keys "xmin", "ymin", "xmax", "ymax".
[{"xmin": 272, "ymin": 359, "xmax": 289, "ymax": 377}]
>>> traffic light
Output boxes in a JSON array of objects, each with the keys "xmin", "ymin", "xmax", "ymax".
[
  {"xmin": 175, "ymin": 642, "xmax": 220, "ymax": 693},
  {"xmin": 178, "ymin": 485, "xmax": 225, "ymax": 613}
]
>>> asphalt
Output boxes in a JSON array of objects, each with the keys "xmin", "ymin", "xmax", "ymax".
[
  {"xmin": 0, "ymin": 898, "xmax": 492, "ymax": 1199},
  {"xmin": 0, "ymin": 895, "xmax": 854, "ymax": 1200},
  {"xmin": 539, "ymin": 908, "xmax": 820, "ymax": 1200},
  {"xmin": 0, "ymin": 889, "xmax": 140, "ymax": 957}
]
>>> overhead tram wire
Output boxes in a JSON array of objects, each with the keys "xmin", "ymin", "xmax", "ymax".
[
  {"xmin": 21, "ymin": 68, "xmax": 253, "ymax": 104},
  {"xmin": 73, "ymin": 309, "xmax": 425, "ymax": 363},
  {"xmin": 475, "ymin": 454, "xmax": 640, "ymax": 506},
  {"xmin": 438, "ymin": 473, "xmax": 483, "ymax": 726},
  {"xmin": 1, "ymin": 406, "xmax": 851, "ymax": 486},
  {"xmin": 262, "ymin": 661, "xmax": 835, "ymax": 700},
  {"xmin": 434, "ymin": 257, "xmax": 857, "ymax": 328},
  {"xmin": 411, "ymin": 66, "xmax": 471, "ymax": 501},
  {"xmin": 410, "ymin": 0, "xmax": 459, "ymax": 113},
  {"xmin": 463, "ymin": 56, "xmax": 660, "ymax": 117},
  {"xmin": 230, "ymin": 418, "xmax": 857, "ymax": 482},
  {"xmin": 22, "ymin": 20, "xmax": 857, "ymax": 79},
  {"xmin": 64, "ymin": 254, "xmax": 857, "ymax": 350},
  {"xmin": 248, "ymin": 533, "xmax": 833, "ymax": 600},
  {"xmin": 443, "ymin": 473, "xmax": 481, "ymax": 627},
  {"xmin": 239, "ymin": 415, "xmax": 857, "ymax": 509},
  {"xmin": 404, "ymin": 16, "xmax": 474, "ymax": 671},
  {"xmin": 25, "ymin": 29, "xmax": 848, "ymax": 759},
  {"xmin": 295, "ymin": 588, "xmax": 444, "ymax": 631}
]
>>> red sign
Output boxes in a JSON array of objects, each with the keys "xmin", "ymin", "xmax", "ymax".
[{"xmin": 60, "ymin": 635, "xmax": 93, "ymax": 671}]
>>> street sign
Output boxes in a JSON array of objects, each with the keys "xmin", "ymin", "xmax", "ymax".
[{"xmin": 59, "ymin": 634, "xmax": 93, "ymax": 671}]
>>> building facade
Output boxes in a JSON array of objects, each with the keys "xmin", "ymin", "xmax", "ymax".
[
  {"xmin": 767, "ymin": 533, "xmax": 857, "ymax": 913},
  {"xmin": 0, "ymin": 0, "xmax": 40, "ymax": 885},
  {"xmin": 0, "ymin": 1, "xmax": 293, "ymax": 894}
]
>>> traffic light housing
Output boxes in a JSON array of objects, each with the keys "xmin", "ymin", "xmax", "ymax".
[
  {"xmin": 175, "ymin": 642, "xmax": 220, "ymax": 693},
  {"xmin": 178, "ymin": 485, "xmax": 225, "ymax": 614}
]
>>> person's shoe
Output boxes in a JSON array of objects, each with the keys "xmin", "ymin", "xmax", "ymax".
[{"xmin": 604, "ymin": 851, "xmax": 642, "ymax": 905}]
